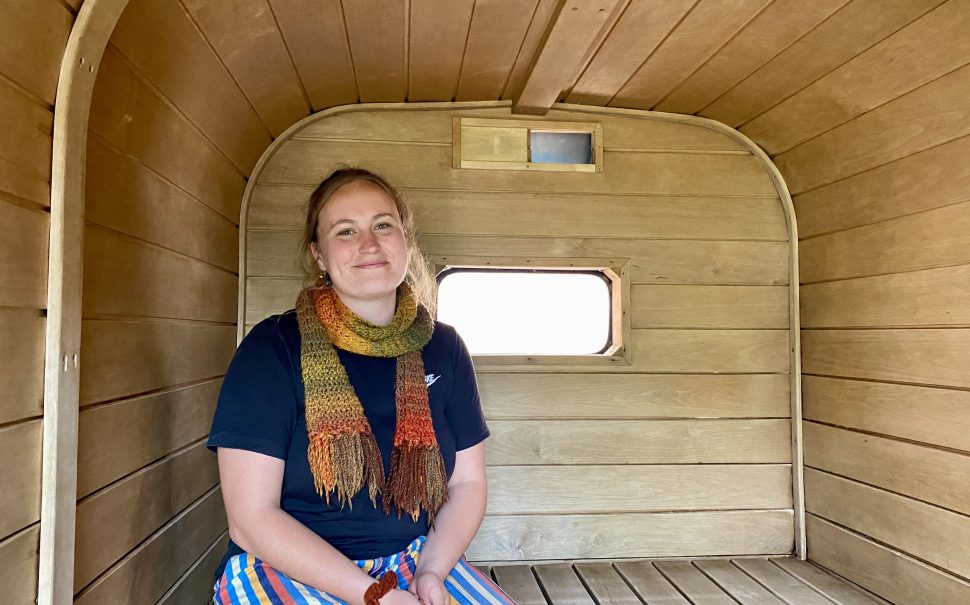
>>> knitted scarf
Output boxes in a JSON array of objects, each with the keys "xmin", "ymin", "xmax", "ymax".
[{"xmin": 295, "ymin": 280, "xmax": 447, "ymax": 523}]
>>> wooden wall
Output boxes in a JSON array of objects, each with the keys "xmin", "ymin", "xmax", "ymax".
[
  {"xmin": 244, "ymin": 104, "xmax": 796, "ymax": 561},
  {"xmin": 0, "ymin": 2, "xmax": 74, "ymax": 603}
]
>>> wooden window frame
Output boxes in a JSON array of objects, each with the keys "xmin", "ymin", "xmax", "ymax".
[{"xmin": 452, "ymin": 117, "xmax": 603, "ymax": 173}]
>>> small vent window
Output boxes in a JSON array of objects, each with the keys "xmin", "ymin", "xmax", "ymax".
[
  {"xmin": 436, "ymin": 269, "xmax": 611, "ymax": 355},
  {"xmin": 530, "ymin": 131, "xmax": 593, "ymax": 164}
]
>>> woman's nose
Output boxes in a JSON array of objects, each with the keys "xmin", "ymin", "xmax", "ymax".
[{"xmin": 358, "ymin": 230, "xmax": 380, "ymax": 252}]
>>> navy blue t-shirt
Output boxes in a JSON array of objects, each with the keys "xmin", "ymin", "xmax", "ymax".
[{"xmin": 207, "ymin": 310, "xmax": 489, "ymax": 571}]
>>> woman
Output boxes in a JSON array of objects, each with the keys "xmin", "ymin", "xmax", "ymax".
[{"xmin": 207, "ymin": 169, "xmax": 514, "ymax": 605}]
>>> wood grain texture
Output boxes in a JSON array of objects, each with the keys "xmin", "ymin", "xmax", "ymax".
[
  {"xmin": 803, "ymin": 375, "xmax": 970, "ymax": 453},
  {"xmin": 574, "ymin": 562, "xmax": 642, "ymax": 605},
  {"xmin": 806, "ymin": 515, "xmax": 970, "ymax": 604},
  {"xmin": 0, "ymin": 201, "xmax": 48, "ymax": 308},
  {"xmin": 0, "ymin": 525, "xmax": 40, "ymax": 605},
  {"xmin": 157, "ymin": 532, "xmax": 229, "ymax": 605},
  {"xmin": 73, "ymin": 441, "xmax": 219, "ymax": 591},
  {"xmin": 490, "ymin": 565, "xmax": 546, "ymax": 605},
  {"xmin": 633, "ymin": 285, "xmax": 788, "ymax": 328},
  {"xmin": 79, "ymin": 320, "xmax": 235, "ymax": 406},
  {"xmin": 501, "ymin": 0, "xmax": 560, "ymax": 101},
  {"xmin": 180, "ymin": 0, "xmax": 310, "ymax": 136},
  {"xmin": 614, "ymin": 560, "xmax": 689, "ymax": 604},
  {"xmin": 0, "ymin": 0, "xmax": 73, "ymax": 104},
  {"xmin": 693, "ymin": 560, "xmax": 783, "ymax": 604},
  {"xmin": 487, "ymin": 419, "xmax": 791, "ymax": 464},
  {"xmin": 455, "ymin": 0, "xmax": 539, "ymax": 101},
  {"xmin": 771, "ymin": 558, "xmax": 888, "ymax": 605},
  {"xmin": 733, "ymin": 558, "xmax": 831, "ymax": 604},
  {"xmin": 0, "ymin": 313, "xmax": 45, "ymax": 424},
  {"xmin": 77, "ymin": 379, "xmax": 221, "ymax": 497},
  {"xmin": 341, "ymin": 0, "xmax": 406, "ymax": 102},
  {"xmin": 741, "ymin": 0, "xmax": 970, "ymax": 154},
  {"xmin": 408, "ymin": 0, "xmax": 474, "ymax": 102},
  {"xmin": 533, "ymin": 563, "xmax": 595, "ymax": 605},
  {"xmin": 805, "ymin": 468, "xmax": 970, "ymax": 580},
  {"xmin": 0, "ymin": 78, "xmax": 53, "ymax": 206},
  {"xmin": 653, "ymin": 561, "xmax": 736, "ymax": 604},
  {"xmin": 804, "ymin": 422, "xmax": 970, "ymax": 516},
  {"xmin": 0, "ymin": 421, "xmax": 42, "ymax": 539}
]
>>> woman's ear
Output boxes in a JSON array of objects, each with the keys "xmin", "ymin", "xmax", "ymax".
[{"xmin": 310, "ymin": 242, "xmax": 327, "ymax": 273}]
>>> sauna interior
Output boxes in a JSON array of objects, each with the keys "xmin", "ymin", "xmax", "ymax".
[{"xmin": 3, "ymin": 0, "xmax": 969, "ymax": 603}]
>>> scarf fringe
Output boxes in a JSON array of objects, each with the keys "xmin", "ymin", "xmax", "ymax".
[
  {"xmin": 386, "ymin": 443, "xmax": 448, "ymax": 524},
  {"xmin": 308, "ymin": 430, "xmax": 386, "ymax": 507}
]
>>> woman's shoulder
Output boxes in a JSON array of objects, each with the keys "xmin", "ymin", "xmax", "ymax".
[{"xmin": 242, "ymin": 309, "xmax": 300, "ymax": 355}]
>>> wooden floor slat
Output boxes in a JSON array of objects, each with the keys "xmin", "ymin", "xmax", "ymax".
[
  {"xmin": 614, "ymin": 560, "xmax": 690, "ymax": 604},
  {"xmin": 770, "ymin": 558, "xmax": 890, "ymax": 605},
  {"xmin": 492, "ymin": 564, "xmax": 548, "ymax": 605},
  {"xmin": 733, "ymin": 559, "xmax": 833, "ymax": 605},
  {"xmin": 654, "ymin": 561, "xmax": 736, "ymax": 604},
  {"xmin": 574, "ymin": 562, "xmax": 642, "ymax": 605},
  {"xmin": 533, "ymin": 563, "xmax": 595, "ymax": 605},
  {"xmin": 694, "ymin": 559, "xmax": 784, "ymax": 604}
]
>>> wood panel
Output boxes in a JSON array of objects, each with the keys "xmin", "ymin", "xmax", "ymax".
[
  {"xmin": 793, "ymin": 134, "xmax": 970, "ymax": 238},
  {"xmin": 79, "ymin": 320, "xmax": 235, "ymax": 406},
  {"xmin": 741, "ymin": 0, "xmax": 970, "ymax": 154},
  {"xmin": 732, "ymin": 558, "xmax": 831, "ymax": 604},
  {"xmin": 804, "ymin": 423, "xmax": 970, "ymax": 515},
  {"xmin": 109, "ymin": 0, "xmax": 272, "ymax": 173},
  {"xmin": 0, "ymin": 421, "xmax": 42, "ymax": 539},
  {"xmin": 0, "ymin": 313, "xmax": 45, "ymax": 424},
  {"xmin": 83, "ymin": 226, "xmax": 237, "ymax": 323},
  {"xmin": 90, "ymin": 47, "xmax": 247, "ymax": 221},
  {"xmin": 611, "ymin": 0, "xmax": 772, "ymax": 110},
  {"xmin": 74, "ymin": 441, "xmax": 219, "ymax": 591},
  {"xmin": 77, "ymin": 379, "xmax": 221, "ymax": 497},
  {"xmin": 266, "ymin": 0, "xmax": 357, "ymax": 110},
  {"xmin": 408, "ymin": 0, "xmax": 474, "ymax": 102},
  {"xmin": 801, "ymin": 265, "xmax": 970, "ymax": 328},
  {"xmin": 479, "ymin": 373, "xmax": 789, "ymax": 419},
  {"xmin": 806, "ymin": 515, "xmax": 970, "ymax": 604},
  {"xmin": 803, "ymin": 375, "xmax": 970, "ymax": 453},
  {"xmin": 157, "ymin": 532, "xmax": 229, "ymax": 605},
  {"xmin": 800, "ymin": 201, "xmax": 970, "ymax": 283},
  {"xmin": 533, "ymin": 563, "xmax": 595, "ymax": 605},
  {"xmin": 86, "ymin": 136, "xmax": 239, "ymax": 272},
  {"xmin": 701, "ymin": 0, "xmax": 944, "ymax": 127},
  {"xmin": 487, "ymin": 419, "xmax": 791, "ymax": 464},
  {"xmin": 770, "ymin": 558, "xmax": 887, "ymax": 605},
  {"xmin": 181, "ymin": 0, "xmax": 309, "ymax": 137},
  {"xmin": 630, "ymin": 329, "xmax": 789, "ymax": 374},
  {"xmin": 490, "ymin": 565, "xmax": 545, "ymax": 605},
  {"xmin": 73, "ymin": 488, "xmax": 226, "ymax": 604},
  {"xmin": 632, "ymin": 285, "xmax": 788, "ymax": 328},
  {"xmin": 693, "ymin": 560, "xmax": 784, "ymax": 604},
  {"xmin": 652, "ymin": 561, "xmax": 737, "ymax": 604},
  {"xmin": 805, "ymin": 468, "xmax": 970, "ymax": 580},
  {"xmin": 0, "ymin": 201, "xmax": 48, "ymax": 308},
  {"xmin": 0, "ymin": 525, "xmax": 39, "ymax": 605},
  {"xmin": 776, "ymin": 62, "xmax": 970, "ymax": 194},
  {"xmin": 574, "ymin": 562, "xmax": 641, "ymax": 605},
  {"xmin": 0, "ymin": 78, "xmax": 53, "ymax": 206},
  {"xmin": 486, "ymin": 465, "xmax": 792, "ymax": 513},
  {"xmin": 802, "ymin": 328, "xmax": 970, "ymax": 388},
  {"xmin": 341, "ymin": 0, "xmax": 406, "ymax": 102},
  {"xmin": 0, "ymin": 0, "xmax": 73, "ymax": 104},
  {"xmin": 455, "ymin": 0, "xmax": 538, "ymax": 101},
  {"xmin": 655, "ymin": 0, "xmax": 849, "ymax": 114},
  {"xmin": 613, "ymin": 560, "xmax": 689, "ymax": 604}
]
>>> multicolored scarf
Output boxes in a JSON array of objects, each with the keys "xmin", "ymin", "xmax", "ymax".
[{"xmin": 295, "ymin": 280, "xmax": 447, "ymax": 523}]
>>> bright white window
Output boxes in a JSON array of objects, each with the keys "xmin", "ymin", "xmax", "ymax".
[{"xmin": 436, "ymin": 270, "xmax": 611, "ymax": 355}]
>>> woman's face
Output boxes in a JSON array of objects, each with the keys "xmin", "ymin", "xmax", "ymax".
[{"xmin": 310, "ymin": 180, "xmax": 409, "ymax": 309}]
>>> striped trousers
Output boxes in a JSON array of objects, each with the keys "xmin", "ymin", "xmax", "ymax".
[{"xmin": 213, "ymin": 536, "xmax": 516, "ymax": 604}]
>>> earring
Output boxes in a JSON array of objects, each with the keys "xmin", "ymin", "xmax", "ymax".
[{"xmin": 319, "ymin": 272, "xmax": 333, "ymax": 287}]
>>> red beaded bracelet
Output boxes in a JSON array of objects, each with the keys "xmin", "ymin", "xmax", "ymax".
[{"xmin": 364, "ymin": 571, "xmax": 398, "ymax": 605}]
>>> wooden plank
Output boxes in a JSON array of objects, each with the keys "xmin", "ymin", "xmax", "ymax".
[
  {"xmin": 0, "ymin": 421, "xmax": 42, "ymax": 539},
  {"xmin": 90, "ymin": 47, "xmax": 247, "ymax": 221},
  {"xmin": 0, "ymin": 0, "xmax": 73, "ymax": 104},
  {"xmin": 801, "ymin": 265, "xmax": 970, "ymax": 328},
  {"xmin": 804, "ymin": 423, "xmax": 970, "ymax": 516},
  {"xmin": 655, "ymin": 0, "xmax": 849, "ymax": 114},
  {"xmin": 631, "ymin": 329, "xmax": 789, "ymax": 374},
  {"xmin": 770, "ymin": 558, "xmax": 889, "ymax": 605},
  {"xmin": 793, "ymin": 134, "xmax": 970, "ymax": 238},
  {"xmin": 109, "ymin": 0, "xmax": 272, "ymax": 173},
  {"xmin": 77, "ymin": 380, "xmax": 221, "ymax": 497},
  {"xmin": 614, "ymin": 560, "xmax": 689, "ymax": 604},
  {"xmin": 693, "ymin": 559, "xmax": 783, "ymax": 603},
  {"xmin": 501, "ymin": 0, "xmax": 560, "ymax": 100},
  {"xmin": 79, "ymin": 320, "xmax": 236, "ymax": 406},
  {"xmin": 513, "ymin": 0, "xmax": 622, "ymax": 114},
  {"xmin": 340, "ymin": 0, "xmax": 406, "ymax": 102},
  {"xmin": 653, "ymin": 561, "xmax": 736, "ymax": 604},
  {"xmin": 806, "ymin": 515, "xmax": 970, "ymax": 605},
  {"xmin": 157, "ymin": 532, "xmax": 229, "ymax": 605},
  {"xmin": 776, "ymin": 62, "xmax": 970, "ymax": 194},
  {"xmin": 0, "ymin": 312, "xmax": 45, "ymax": 424},
  {"xmin": 741, "ymin": 0, "xmax": 970, "ymax": 154},
  {"xmin": 267, "ymin": 0, "xmax": 357, "ymax": 110},
  {"xmin": 73, "ymin": 441, "xmax": 219, "ymax": 591},
  {"xmin": 733, "ymin": 558, "xmax": 831, "ymax": 604},
  {"xmin": 532, "ymin": 564, "xmax": 595, "ymax": 605},
  {"xmin": 574, "ymin": 562, "xmax": 641, "ymax": 604},
  {"xmin": 0, "ymin": 201, "xmax": 48, "ymax": 308},
  {"xmin": 74, "ymin": 487, "xmax": 227, "ymax": 605},
  {"xmin": 487, "ymin": 419, "xmax": 791, "ymax": 464},
  {"xmin": 805, "ymin": 468, "xmax": 970, "ymax": 580},
  {"xmin": 460, "ymin": 125, "xmax": 529, "ymax": 162},
  {"xmin": 800, "ymin": 201, "xmax": 970, "ymax": 284},
  {"xmin": 86, "ymin": 136, "xmax": 239, "ymax": 272},
  {"xmin": 486, "ymin": 465, "xmax": 792, "ymax": 513},
  {"xmin": 802, "ymin": 328, "xmax": 970, "ymax": 388},
  {"xmin": 702, "ymin": 0, "xmax": 944, "ymax": 127},
  {"xmin": 0, "ymin": 525, "xmax": 40, "ymax": 605},
  {"xmin": 803, "ymin": 375, "xmax": 970, "ymax": 453},
  {"xmin": 408, "ymin": 0, "xmax": 475, "ymax": 102},
  {"xmin": 633, "ymin": 285, "xmax": 788, "ymax": 328},
  {"xmin": 611, "ymin": 0, "xmax": 772, "ymax": 110},
  {"xmin": 455, "ymin": 0, "xmax": 539, "ymax": 101},
  {"xmin": 83, "ymin": 226, "xmax": 237, "ymax": 323},
  {"xmin": 0, "ymin": 78, "xmax": 53, "ymax": 206},
  {"xmin": 491, "ymin": 565, "xmax": 547, "ymax": 605},
  {"xmin": 480, "ymin": 373, "xmax": 790, "ymax": 419},
  {"xmin": 180, "ymin": 0, "xmax": 309, "ymax": 137}
]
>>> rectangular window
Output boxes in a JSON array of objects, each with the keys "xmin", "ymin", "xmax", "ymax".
[{"xmin": 453, "ymin": 117, "xmax": 602, "ymax": 172}]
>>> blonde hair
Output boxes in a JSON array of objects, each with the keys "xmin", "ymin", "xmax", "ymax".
[{"xmin": 301, "ymin": 168, "xmax": 437, "ymax": 315}]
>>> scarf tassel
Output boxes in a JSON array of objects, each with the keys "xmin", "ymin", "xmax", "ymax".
[
  {"xmin": 386, "ymin": 443, "xmax": 448, "ymax": 524},
  {"xmin": 308, "ymin": 431, "xmax": 386, "ymax": 507}
]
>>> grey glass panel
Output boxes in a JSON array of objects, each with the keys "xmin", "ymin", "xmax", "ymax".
[{"xmin": 529, "ymin": 131, "xmax": 593, "ymax": 164}]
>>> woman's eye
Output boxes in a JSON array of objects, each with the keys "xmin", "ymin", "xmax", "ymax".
[
  {"xmin": 336, "ymin": 229, "xmax": 354, "ymax": 237},
  {"xmin": 375, "ymin": 222, "xmax": 392, "ymax": 231}
]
